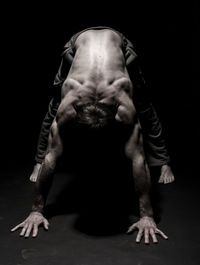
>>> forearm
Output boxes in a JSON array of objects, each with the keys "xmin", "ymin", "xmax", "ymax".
[
  {"xmin": 138, "ymin": 192, "xmax": 153, "ymax": 218},
  {"xmin": 132, "ymin": 157, "xmax": 153, "ymax": 218},
  {"xmin": 32, "ymin": 155, "xmax": 55, "ymax": 213}
]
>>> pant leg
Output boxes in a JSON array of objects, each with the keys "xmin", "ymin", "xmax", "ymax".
[
  {"xmin": 138, "ymin": 104, "xmax": 170, "ymax": 167},
  {"xmin": 123, "ymin": 37, "xmax": 170, "ymax": 167}
]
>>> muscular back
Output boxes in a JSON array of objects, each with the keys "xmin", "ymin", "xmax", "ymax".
[
  {"xmin": 69, "ymin": 30, "xmax": 127, "ymax": 83},
  {"xmin": 57, "ymin": 29, "xmax": 135, "ymax": 126}
]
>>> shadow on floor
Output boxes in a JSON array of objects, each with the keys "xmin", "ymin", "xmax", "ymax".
[{"xmin": 44, "ymin": 161, "xmax": 164, "ymax": 237}]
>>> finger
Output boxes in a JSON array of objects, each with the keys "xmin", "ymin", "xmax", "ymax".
[
  {"xmin": 11, "ymin": 222, "xmax": 24, "ymax": 232},
  {"xmin": 136, "ymin": 229, "xmax": 143, "ymax": 243},
  {"xmin": 20, "ymin": 223, "xmax": 28, "ymax": 236},
  {"xmin": 127, "ymin": 224, "xmax": 137, "ymax": 234},
  {"xmin": 25, "ymin": 224, "xmax": 33, "ymax": 238},
  {"xmin": 43, "ymin": 219, "xmax": 49, "ymax": 230},
  {"xmin": 150, "ymin": 228, "xmax": 158, "ymax": 243},
  {"xmin": 156, "ymin": 229, "xmax": 168, "ymax": 239},
  {"xmin": 32, "ymin": 224, "xmax": 38, "ymax": 237},
  {"xmin": 144, "ymin": 228, "xmax": 149, "ymax": 244}
]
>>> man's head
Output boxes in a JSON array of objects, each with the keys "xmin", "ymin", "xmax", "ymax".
[{"xmin": 74, "ymin": 102, "xmax": 118, "ymax": 130}]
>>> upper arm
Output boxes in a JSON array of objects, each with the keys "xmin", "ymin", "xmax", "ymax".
[
  {"xmin": 125, "ymin": 122, "xmax": 144, "ymax": 160},
  {"xmin": 46, "ymin": 120, "xmax": 63, "ymax": 158},
  {"xmin": 115, "ymin": 91, "xmax": 136, "ymax": 125}
]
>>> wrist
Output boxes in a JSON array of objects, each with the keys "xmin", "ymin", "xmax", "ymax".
[
  {"xmin": 140, "ymin": 211, "xmax": 153, "ymax": 218},
  {"xmin": 31, "ymin": 205, "xmax": 44, "ymax": 214}
]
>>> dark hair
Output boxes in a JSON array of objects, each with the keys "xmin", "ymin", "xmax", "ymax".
[{"xmin": 74, "ymin": 102, "xmax": 118, "ymax": 130}]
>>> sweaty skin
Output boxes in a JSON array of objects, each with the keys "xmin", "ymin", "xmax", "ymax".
[{"xmin": 12, "ymin": 29, "xmax": 168, "ymax": 243}]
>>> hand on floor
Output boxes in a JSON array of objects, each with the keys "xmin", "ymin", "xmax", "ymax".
[
  {"xmin": 127, "ymin": 216, "xmax": 168, "ymax": 244},
  {"xmin": 11, "ymin": 211, "xmax": 49, "ymax": 238}
]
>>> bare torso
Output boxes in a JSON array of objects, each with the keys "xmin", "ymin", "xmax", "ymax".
[{"xmin": 58, "ymin": 29, "xmax": 135, "ymax": 124}]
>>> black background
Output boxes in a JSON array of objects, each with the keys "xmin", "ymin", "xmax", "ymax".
[
  {"xmin": 1, "ymin": 1, "xmax": 199, "ymax": 172},
  {"xmin": 0, "ymin": 1, "xmax": 200, "ymax": 264}
]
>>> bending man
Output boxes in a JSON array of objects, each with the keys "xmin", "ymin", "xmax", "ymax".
[
  {"xmin": 12, "ymin": 28, "xmax": 168, "ymax": 243},
  {"xmin": 30, "ymin": 26, "xmax": 174, "ymax": 185}
]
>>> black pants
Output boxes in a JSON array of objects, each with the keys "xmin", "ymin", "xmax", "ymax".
[{"xmin": 35, "ymin": 27, "xmax": 170, "ymax": 167}]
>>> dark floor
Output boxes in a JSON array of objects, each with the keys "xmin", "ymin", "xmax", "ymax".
[
  {"xmin": 1, "ymin": 159, "xmax": 200, "ymax": 265},
  {"xmin": 0, "ymin": 1, "xmax": 199, "ymax": 264}
]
